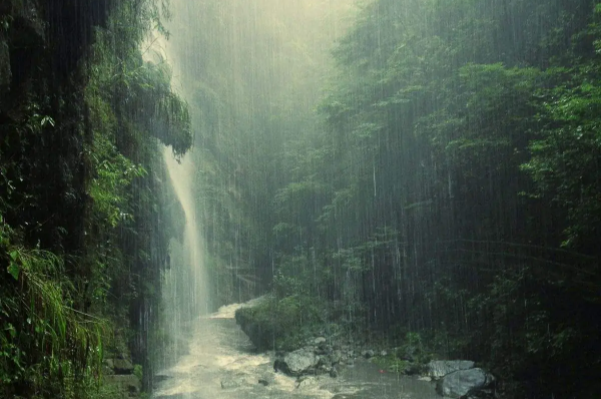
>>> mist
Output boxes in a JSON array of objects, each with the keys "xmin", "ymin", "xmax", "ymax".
[{"xmin": 1, "ymin": 0, "xmax": 600, "ymax": 398}]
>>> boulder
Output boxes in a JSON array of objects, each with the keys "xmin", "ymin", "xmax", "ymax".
[
  {"xmin": 296, "ymin": 375, "xmax": 320, "ymax": 390},
  {"xmin": 275, "ymin": 348, "xmax": 319, "ymax": 377},
  {"xmin": 314, "ymin": 337, "xmax": 327, "ymax": 345},
  {"xmin": 113, "ymin": 357, "xmax": 134, "ymax": 374},
  {"xmin": 427, "ymin": 360, "xmax": 475, "ymax": 379},
  {"xmin": 437, "ymin": 368, "xmax": 494, "ymax": 399},
  {"xmin": 153, "ymin": 374, "xmax": 172, "ymax": 389}
]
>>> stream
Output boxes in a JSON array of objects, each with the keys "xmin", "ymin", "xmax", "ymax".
[{"xmin": 153, "ymin": 304, "xmax": 440, "ymax": 399}]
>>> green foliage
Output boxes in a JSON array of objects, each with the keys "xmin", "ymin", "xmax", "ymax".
[
  {"xmin": 523, "ymin": 64, "xmax": 601, "ymax": 249},
  {"xmin": 0, "ymin": 0, "xmax": 190, "ymax": 396},
  {"xmin": 133, "ymin": 364, "xmax": 143, "ymax": 381},
  {"xmin": 373, "ymin": 355, "xmax": 410, "ymax": 374},
  {"xmin": 1, "ymin": 223, "xmax": 107, "ymax": 397},
  {"xmin": 227, "ymin": 0, "xmax": 601, "ymax": 397},
  {"xmin": 372, "ymin": 332, "xmax": 432, "ymax": 374}
]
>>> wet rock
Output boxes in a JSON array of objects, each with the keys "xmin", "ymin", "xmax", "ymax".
[
  {"xmin": 437, "ymin": 368, "xmax": 494, "ymax": 398},
  {"xmin": 405, "ymin": 362, "xmax": 425, "ymax": 375},
  {"xmin": 275, "ymin": 348, "xmax": 319, "ymax": 377},
  {"xmin": 296, "ymin": 375, "xmax": 320, "ymax": 389},
  {"xmin": 235, "ymin": 307, "xmax": 274, "ymax": 349},
  {"xmin": 113, "ymin": 357, "xmax": 134, "ymax": 374},
  {"xmin": 427, "ymin": 360, "xmax": 475, "ymax": 379},
  {"xmin": 314, "ymin": 337, "xmax": 327, "ymax": 345},
  {"xmin": 153, "ymin": 374, "xmax": 173, "ymax": 389}
]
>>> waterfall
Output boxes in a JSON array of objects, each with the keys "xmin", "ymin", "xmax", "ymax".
[
  {"xmin": 160, "ymin": 147, "xmax": 210, "ymax": 367},
  {"xmin": 141, "ymin": 25, "xmax": 211, "ymax": 368}
]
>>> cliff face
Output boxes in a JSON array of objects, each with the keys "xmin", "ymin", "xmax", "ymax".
[
  {"xmin": 1, "ymin": 1, "xmax": 187, "ymax": 397},
  {"xmin": 0, "ymin": 0, "xmax": 99, "ymax": 254}
]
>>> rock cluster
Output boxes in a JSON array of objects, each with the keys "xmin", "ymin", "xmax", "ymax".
[
  {"xmin": 103, "ymin": 353, "xmax": 142, "ymax": 398},
  {"xmin": 426, "ymin": 360, "xmax": 495, "ymax": 399},
  {"xmin": 274, "ymin": 336, "xmax": 361, "ymax": 379}
]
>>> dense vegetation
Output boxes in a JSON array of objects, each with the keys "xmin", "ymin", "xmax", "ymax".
[
  {"xmin": 170, "ymin": 1, "xmax": 601, "ymax": 398},
  {"xmin": 1, "ymin": 0, "xmax": 190, "ymax": 397}
]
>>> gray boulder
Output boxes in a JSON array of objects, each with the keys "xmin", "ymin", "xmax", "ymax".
[
  {"xmin": 427, "ymin": 360, "xmax": 475, "ymax": 379},
  {"xmin": 275, "ymin": 348, "xmax": 319, "ymax": 377},
  {"xmin": 437, "ymin": 368, "xmax": 494, "ymax": 398}
]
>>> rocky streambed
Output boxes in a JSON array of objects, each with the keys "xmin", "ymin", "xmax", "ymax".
[{"xmin": 152, "ymin": 302, "xmax": 495, "ymax": 399}]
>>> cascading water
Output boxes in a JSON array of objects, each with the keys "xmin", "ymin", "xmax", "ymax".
[
  {"xmin": 141, "ymin": 25, "xmax": 212, "ymax": 369},
  {"xmin": 161, "ymin": 146, "xmax": 211, "ymax": 367}
]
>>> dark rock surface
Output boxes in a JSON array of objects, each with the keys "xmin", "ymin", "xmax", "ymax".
[
  {"xmin": 427, "ymin": 360, "xmax": 476, "ymax": 379},
  {"xmin": 437, "ymin": 368, "xmax": 494, "ymax": 398}
]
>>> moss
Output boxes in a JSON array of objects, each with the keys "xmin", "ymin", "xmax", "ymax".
[{"xmin": 235, "ymin": 295, "xmax": 326, "ymax": 351}]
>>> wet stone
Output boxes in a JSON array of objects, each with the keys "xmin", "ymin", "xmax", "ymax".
[
  {"xmin": 112, "ymin": 357, "xmax": 134, "ymax": 374},
  {"xmin": 427, "ymin": 360, "xmax": 475, "ymax": 379},
  {"xmin": 437, "ymin": 368, "xmax": 494, "ymax": 398},
  {"xmin": 276, "ymin": 348, "xmax": 319, "ymax": 377}
]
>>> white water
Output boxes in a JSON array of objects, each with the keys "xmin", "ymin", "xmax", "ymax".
[
  {"xmin": 153, "ymin": 300, "xmax": 440, "ymax": 399},
  {"xmin": 153, "ymin": 302, "xmax": 348, "ymax": 399},
  {"xmin": 160, "ymin": 146, "xmax": 211, "ymax": 369},
  {"xmin": 164, "ymin": 147, "xmax": 210, "ymax": 313}
]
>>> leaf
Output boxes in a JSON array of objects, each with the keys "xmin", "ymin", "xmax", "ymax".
[
  {"xmin": 9, "ymin": 250, "xmax": 18, "ymax": 261},
  {"xmin": 7, "ymin": 323, "xmax": 16, "ymax": 338},
  {"xmin": 7, "ymin": 262, "xmax": 20, "ymax": 281},
  {"xmin": 41, "ymin": 116, "xmax": 55, "ymax": 128}
]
